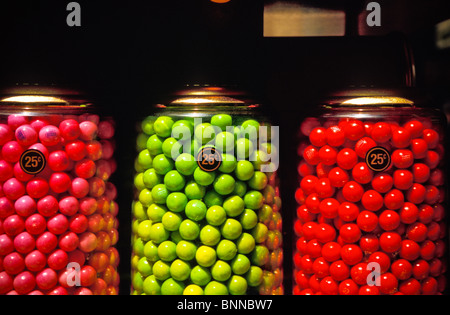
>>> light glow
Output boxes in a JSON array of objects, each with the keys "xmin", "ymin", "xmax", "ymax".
[
  {"xmin": 1, "ymin": 95, "xmax": 68, "ymax": 104},
  {"xmin": 341, "ymin": 97, "xmax": 414, "ymax": 106}
]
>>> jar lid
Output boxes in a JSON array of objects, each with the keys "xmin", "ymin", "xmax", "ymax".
[
  {"xmin": 160, "ymin": 85, "xmax": 259, "ymax": 109},
  {"xmin": 0, "ymin": 84, "xmax": 92, "ymax": 107},
  {"xmin": 323, "ymin": 88, "xmax": 416, "ymax": 108}
]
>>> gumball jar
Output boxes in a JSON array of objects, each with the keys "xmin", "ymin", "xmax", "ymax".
[
  {"xmin": 131, "ymin": 86, "xmax": 283, "ymax": 295},
  {"xmin": 294, "ymin": 92, "xmax": 448, "ymax": 295},
  {"xmin": 0, "ymin": 86, "xmax": 119, "ymax": 295}
]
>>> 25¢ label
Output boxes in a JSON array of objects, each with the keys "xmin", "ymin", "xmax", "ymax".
[
  {"xmin": 197, "ymin": 147, "xmax": 222, "ymax": 172},
  {"xmin": 366, "ymin": 147, "xmax": 391, "ymax": 172},
  {"xmin": 20, "ymin": 149, "xmax": 47, "ymax": 175}
]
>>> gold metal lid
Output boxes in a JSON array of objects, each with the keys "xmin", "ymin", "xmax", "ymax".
[
  {"xmin": 0, "ymin": 84, "xmax": 93, "ymax": 108},
  {"xmin": 159, "ymin": 85, "xmax": 259, "ymax": 109}
]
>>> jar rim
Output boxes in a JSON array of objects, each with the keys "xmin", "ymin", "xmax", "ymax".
[{"xmin": 324, "ymin": 96, "xmax": 415, "ymax": 108}]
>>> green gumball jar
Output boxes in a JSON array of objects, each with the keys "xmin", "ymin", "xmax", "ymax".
[{"xmin": 131, "ymin": 86, "xmax": 283, "ymax": 295}]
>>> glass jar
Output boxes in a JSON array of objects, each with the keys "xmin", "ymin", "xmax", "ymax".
[
  {"xmin": 131, "ymin": 86, "xmax": 283, "ymax": 295},
  {"xmin": 294, "ymin": 92, "xmax": 448, "ymax": 295},
  {"xmin": 0, "ymin": 85, "xmax": 119, "ymax": 295}
]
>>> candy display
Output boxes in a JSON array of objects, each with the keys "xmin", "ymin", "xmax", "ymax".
[
  {"xmin": 294, "ymin": 95, "xmax": 448, "ymax": 295},
  {"xmin": 0, "ymin": 88, "xmax": 119, "ymax": 295},
  {"xmin": 131, "ymin": 87, "xmax": 283, "ymax": 295}
]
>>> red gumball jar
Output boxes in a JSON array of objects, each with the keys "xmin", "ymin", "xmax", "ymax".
[{"xmin": 296, "ymin": 92, "xmax": 447, "ymax": 295}]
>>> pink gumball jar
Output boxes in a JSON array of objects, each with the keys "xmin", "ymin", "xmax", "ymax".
[{"xmin": 0, "ymin": 85, "xmax": 119, "ymax": 295}]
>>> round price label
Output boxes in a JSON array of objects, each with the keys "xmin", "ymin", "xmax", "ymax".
[
  {"xmin": 20, "ymin": 150, "xmax": 47, "ymax": 175},
  {"xmin": 197, "ymin": 147, "xmax": 222, "ymax": 172},
  {"xmin": 366, "ymin": 147, "xmax": 391, "ymax": 172}
]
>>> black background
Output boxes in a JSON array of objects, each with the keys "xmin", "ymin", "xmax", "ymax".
[{"xmin": 1, "ymin": 0, "xmax": 450, "ymax": 295}]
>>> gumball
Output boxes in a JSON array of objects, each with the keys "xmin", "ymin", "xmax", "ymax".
[
  {"xmin": 391, "ymin": 127, "xmax": 411, "ymax": 148},
  {"xmin": 0, "ymin": 124, "xmax": 14, "ymax": 145},
  {"xmin": 406, "ymin": 183, "xmax": 426, "ymax": 204},
  {"xmin": 13, "ymin": 163, "xmax": 33, "ymax": 182},
  {"xmin": 411, "ymin": 139, "xmax": 428, "ymax": 159},
  {"xmin": 79, "ymin": 121, "xmax": 98, "ymax": 141},
  {"xmin": 328, "ymin": 167, "xmax": 349, "ymax": 188},
  {"xmin": 352, "ymin": 163, "xmax": 373, "ymax": 184},
  {"xmin": 36, "ymin": 268, "xmax": 58, "ymax": 290},
  {"xmin": 379, "ymin": 232, "xmax": 402, "ymax": 253},
  {"xmin": 13, "ymin": 271, "xmax": 36, "ymax": 294},
  {"xmin": 422, "ymin": 129, "xmax": 439, "ymax": 149},
  {"xmin": 59, "ymin": 196, "xmax": 80, "ymax": 216},
  {"xmin": 0, "ymin": 197, "xmax": 15, "ymax": 219},
  {"xmin": 315, "ymin": 178, "xmax": 335, "ymax": 198},
  {"xmin": 393, "ymin": 170, "xmax": 413, "ymax": 190},
  {"xmin": 412, "ymin": 163, "xmax": 430, "ymax": 184},
  {"xmin": 344, "ymin": 120, "xmax": 364, "ymax": 141},
  {"xmin": 65, "ymin": 140, "xmax": 87, "ymax": 161},
  {"xmin": 371, "ymin": 173, "xmax": 393, "ymax": 193},
  {"xmin": 97, "ymin": 120, "xmax": 115, "ymax": 139},
  {"xmin": 338, "ymin": 202, "xmax": 359, "ymax": 222},
  {"xmin": 59, "ymin": 119, "xmax": 81, "ymax": 141},
  {"xmin": 371, "ymin": 122, "xmax": 392, "ymax": 143},
  {"xmin": 361, "ymin": 190, "xmax": 383, "ymax": 212},
  {"xmin": 3, "ymin": 215, "xmax": 25, "ymax": 236},
  {"xmin": 326, "ymin": 126, "xmax": 345, "ymax": 147},
  {"xmin": 49, "ymin": 172, "xmax": 71, "ymax": 194},
  {"xmin": 24, "ymin": 214, "xmax": 47, "ymax": 235},
  {"xmin": 74, "ymin": 159, "xmax": 96, "ymax": 179},
  {"xmin": 48, "ymin": 151, "xmax": 70, "ymax": 171},
  {"xmin": 384, "ymin": 189, "xmax": 404, "ymax": 210},
  {"xmin": 28, "ymin": 143, "xmax": 49, "ymax": 160},
  {"xmin": 340, "ymin": 244, "xmax": 362, "ymax": 266},
  {"xmin": 86, "ymin": 141, "xmax": 102, "ymax": 161},
  {"xmin": 14, "ymin": 196, "xmax": 37, "ymax": 217},
  {"xmin": 47, "ymin": 249, "xmax": 69, "ymax": 270},
  {"xmin": 424, "ymin": 150, "xmax": 440, "ymax": 169},
  {"xmin": 3, "ymin": 252, "xmax": 25, "ymax": 275},
  {"xmin": 342, "ymin": 181, "xmax": 364, "ymax": 203},
  {"xmin": 15, "ymin": 125, "xmax": 38, "ymax": 146},
  {"xmin": 36, "ymin": 232, "xmax": 58, "ymax": 254},
  {"xmin": 39, "ymin": 125, "xmax": 61, "ymax": 146},
  {"xmin": 13, "ymin": 231, "xmax": 35, "ymax": 254},
  {"xmin": 357, "ymin": 211, "xmax": 378, "ymax": 232},
  {"xmin": 0, "ymin": 234, "xmax": 14, "ymax": 255},
  {"xmin": 359, "ymin": 234, "xmax": 379, "ymax": 254},
  {"xmin": 3, "ymin": 178, "xmax": 26, "ymax": 200},
  {"xmin": 47, "ymin": 214, "xmax": 69, "ymax": 235},
  {"xmin": 7, "ymin": 115, "xmax": 28, "ymax": 130},
  {"xmin": 355, "ymin": 137, "xmax": 376, "ymax": 158},
  {"xmin": 37, "ymin": 195, "xmax": 59, "ymax": 217},
  {"xmin": 24, "ymin": 250, "xmax": 47, "ymax": 272},
  {"xmin": 319, "ymin": 198, "xmax": 340, "ymax": 219},
  {"xmin": 26, "ymin": 178, "xmax": 49, "ymax": 199},
  {"xmin": 400, "ymin": 240, "xmax": 421, "ymax": 261},
  {"xmin": 303, "ymin": 146, "xmax": 320, "ymax": 166},
  {"xmin": 318, "ymin": 145, "xmax": 337, "ymax": 166},
  {"xmin": 309, "ymin": 127, "xmax": 327, "ymax": 147},
  {"xmin": 68, "ymin": 178, "xmax": 90, "ymax": 199},
  {"xmin": 339, "ymin": 224, "xmax": 361, "ymax": 244},
  {"xmin": 391, "ymin": 149, "xmax": 414, "ymax": 169},
  {"xmin": 0, "ymin": 160, "xmax": 14, "ymax": 182},
  {"xmin": 68, "ymin": 214, "xmax": 88, "ymax": 234},
  {"xmin": 316, "ymin": 223, "xmax": 337, "ymax": 244},
  {"xmin": 336, "ymin": 148, "xmax": 358, "ymax": 170}
]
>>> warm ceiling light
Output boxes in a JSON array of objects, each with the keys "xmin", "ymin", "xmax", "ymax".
[{"xmin": 211, "ymin": 0, "xmax": 231, "ymax": 3}]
